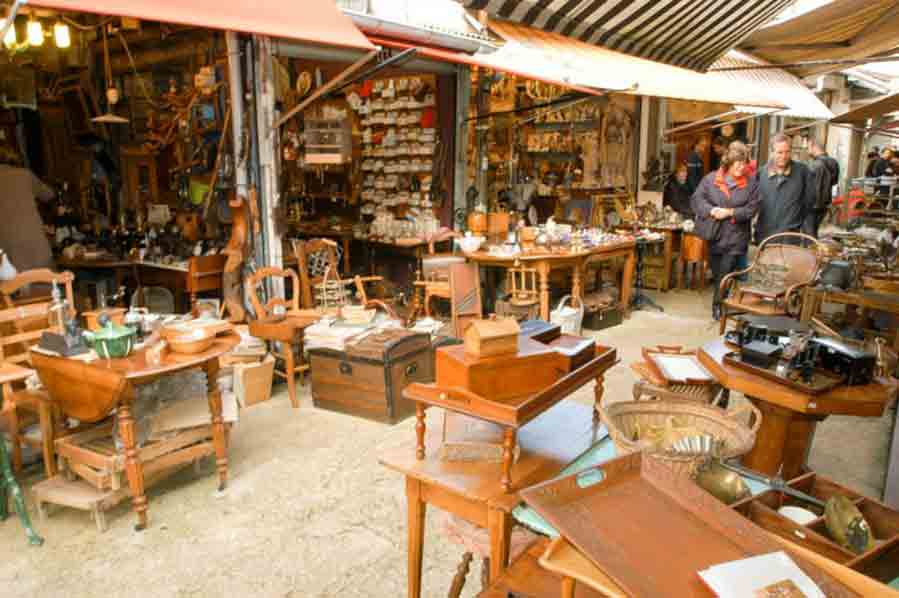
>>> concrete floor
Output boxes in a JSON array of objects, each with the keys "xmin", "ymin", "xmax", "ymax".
[{"xmin": 1, "ymin": 288, "xmax": 894, "ymax": 597}]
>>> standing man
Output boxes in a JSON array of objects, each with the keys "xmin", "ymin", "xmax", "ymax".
[
  {"xmin": 872, "ymin": 147, "xmax": 895, "ymax": 196},
  {"xmin": 0, "ymin": 148, "xmax": 56, "ymax": 272},
  {"xmin": 807, "ymin": 139, "xmax": 840, "ymax": 237},
  {"xmin": 686, "ymin": 138, "xmax": 707, "ymax": 194},
  {"xmin": 755, "ymin": 133, "xmax": 817, "ymax": 244}
]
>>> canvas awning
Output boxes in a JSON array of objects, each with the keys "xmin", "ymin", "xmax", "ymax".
[
  {"xmin": 479, "ymin": 21, "xmax": 785, "ymax": 109},
  {"xmin": 739, "ymin": 0, "xmax": 899, "ymax": 77},
  {"xmin": 30, "ymin": 0, "xmax": 375, "ymax": 50},
  {"xmin": 831, "ymin": 91, "xmax": 899, "ymax": 125},
  {"xmin": 456, "ymin": 0, "xmax": 794, "ymax": 72}
]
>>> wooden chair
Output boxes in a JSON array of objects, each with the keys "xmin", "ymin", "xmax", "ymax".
[
  {"xmin": 0, "ymin": 269, "xmax": 79, "ymax": 478},
  {"xmin": 245, "ymin": 267, "xmax": 314, "ymax": 409},
  {"xmin": 719, "ymin": 232, "xmax": 822, "ymax": 335},
  {"xmin": 679, "ymin": 233, "xmax": 709, "ymax": 290},
  {"xmin": 293, "ymin": 239, "xmax": 381, "ymax": 309},
  {"xmin": 412, "ymin": 231, "xmax": 464, "ymax": 319},
  {"xmin": 449, "ymin": 262, "xmax": 482, "ymax": 339}
]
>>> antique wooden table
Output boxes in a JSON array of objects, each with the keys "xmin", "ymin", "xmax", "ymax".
[
  {"xmin": 30, "ymin": 332, "xmax": 240, "ymax": 530},
  {"xmin": 379, "ymin": 400, "xmax": 607, "ymax": 598},
  {"xmin": 699, "ymin": 338, "xmax": 892, "ymax": 479},
  {"xmin": 466, "ymin": 240, "xmax": 636, "ymax": 321}
]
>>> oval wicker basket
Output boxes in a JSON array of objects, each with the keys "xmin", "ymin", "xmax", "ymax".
[{"xmin": 597, "ymin": 395, "xmax": 761, "ymax": 477}]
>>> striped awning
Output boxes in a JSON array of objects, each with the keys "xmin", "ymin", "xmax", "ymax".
[{"xmin": 456, "ymin": 0, "xmax": 794, "ymax": 72}]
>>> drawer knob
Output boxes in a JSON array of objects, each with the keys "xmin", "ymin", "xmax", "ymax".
[
  {"xmin": 439, "ymin": 393, "xmax": 447, "ymax": 400},
  {"xmin": 405, "ymin": 362, "xmax": 418, "ymax": 378}
]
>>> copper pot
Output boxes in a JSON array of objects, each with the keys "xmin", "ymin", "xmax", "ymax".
[{"xmin": 467, "ymin": 211, "xmax": 487, "ymax": 236}]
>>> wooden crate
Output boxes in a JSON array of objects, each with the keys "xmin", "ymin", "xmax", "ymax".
[
  {"xmin": 308, "ymin": 331, "xmax": 435, "ymax": 424},
  {"xmin": 732, "ymin": 471, "xmax": 899, "ymax": 587}
]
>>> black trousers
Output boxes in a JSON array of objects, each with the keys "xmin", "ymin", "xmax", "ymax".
[{"xmin": 709, "ymin": 252, "xmax": 742, "ymax": 307}]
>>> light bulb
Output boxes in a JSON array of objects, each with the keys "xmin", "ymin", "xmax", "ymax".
[
  {"xmin": 27, "ymin": 19, "xmax": 43, "ymax": 47},
  {"xmin": 2, "ymin": 20, "xmax": 16, "ymax": 49},
  {"xmin": 53, "ymin": 22, "xmax": 70, "ymax": 49}
]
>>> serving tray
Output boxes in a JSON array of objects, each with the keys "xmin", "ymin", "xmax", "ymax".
[
  {"xmin": 520, "ymin": 452, "xmax": 856, "ymax": 598},
  {"xmin": 723, "ymin": 351, "xmax": 844, "ymax": 395}
]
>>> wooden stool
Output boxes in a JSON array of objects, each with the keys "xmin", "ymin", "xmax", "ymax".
[{"xmin": 678, "ymin": 233, "xmax": 708, "ymax": 290}]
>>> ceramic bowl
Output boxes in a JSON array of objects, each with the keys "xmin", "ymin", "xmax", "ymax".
[{"xmin": 456, "ymin": 236, "xmax": 485, "ymax": 254}]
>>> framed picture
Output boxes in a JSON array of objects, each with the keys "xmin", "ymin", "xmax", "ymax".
[
  {"xmin": 194, "ymin": 298, "xmax": 221, "ymax": 319},
  {"xmin": 563, "ymin": 198, "xmax": 593, "ymax": 227}
]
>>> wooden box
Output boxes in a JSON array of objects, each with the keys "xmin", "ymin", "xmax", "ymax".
[
  {"xmin": 437, "ymin": 337, "xmax": 568, "ymax": 402},
  {"xmin": 464, "ymin": 318, "xmax": 520, "ymax": 358},
  {"xmin": 308, "ymin": 330, "xmax": 434, "ymax": 424},
  {"xmin": 733, "ymin": 472, "xmax": 899, "ymax": 588}
]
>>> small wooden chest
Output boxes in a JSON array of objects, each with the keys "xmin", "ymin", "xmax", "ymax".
[{"xmin": 308, "ymin": 330, "xmax": 437, "ymax": 424}]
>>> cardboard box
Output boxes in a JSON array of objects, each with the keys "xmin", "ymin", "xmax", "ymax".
[{"xmin": 234, "ymin": 355, "xmax": 275, "ymax": 407}]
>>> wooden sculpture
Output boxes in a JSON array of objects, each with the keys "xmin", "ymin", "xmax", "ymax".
[{"xmin": 222, "ymin": 192, "xmax": 249, "ymax": 323}]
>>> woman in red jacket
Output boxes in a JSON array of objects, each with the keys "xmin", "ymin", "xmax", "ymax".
[{"xmin": 690, "ymin": 142, "xmax": 761, "ymax": 320}]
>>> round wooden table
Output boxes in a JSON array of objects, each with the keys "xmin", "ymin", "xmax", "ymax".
[
  {"xmin": 31, "ymin": 332, "xmax": 240, "ymax": 530},
  {"xmin": 465, "ymin": 241, "xmax": 636, "ymax": 321},
  {"xmin": 698, "ymin": 338, "xmax": 893, "ymax": 479}
]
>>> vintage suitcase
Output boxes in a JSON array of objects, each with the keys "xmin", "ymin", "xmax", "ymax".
[{"xmin": 308, "ymin": 330, "xmax": 436, "ymax": 424}]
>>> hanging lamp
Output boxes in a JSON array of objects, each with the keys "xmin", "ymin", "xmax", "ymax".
[{"xmin": 92, "ymin": 24, "xmax": 128, "ymax": 124}]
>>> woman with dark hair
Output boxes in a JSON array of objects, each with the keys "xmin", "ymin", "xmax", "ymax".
[
  {"xmin": 691, "ymin": 141, "xmax": 760, "ymax": 320},
  {"xmin": 662, "ymin": 162, "xmax": 694, "ymax": 219}
]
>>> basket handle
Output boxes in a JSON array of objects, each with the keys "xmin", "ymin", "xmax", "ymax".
[
  {"xmin": 555, "ymin": 295, "xmax": 572, "ymax": 311},
  {"xmin": 725, "ymin": 402, "xmax": 762, "ymax": 435}
]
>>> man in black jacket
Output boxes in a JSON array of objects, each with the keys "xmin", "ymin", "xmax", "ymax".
[
  {"xmin": 807, "ymin": 139, "xmax": 839, "ymax": 237},
  {"xmin": 686, "ymin": 138, "xmax": 706, "ymax": 193},
  {"xmin": 755, "ymin": 133, "xmax": 817, "ymax": 244}
]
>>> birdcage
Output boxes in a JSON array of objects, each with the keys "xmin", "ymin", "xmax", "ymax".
[
  {"xmin": 314, "ymin": 266, "xmax": 351, "ymax": 316},
  {"xmin": 506, "ymin": 264, "xmax": 539, "ymax": 307}
]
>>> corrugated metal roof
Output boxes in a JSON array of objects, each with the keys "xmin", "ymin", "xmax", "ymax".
[
  {"xmin": 456, "ymin": 0, "xmax": 794, "ymax": 72},
  {"xmin": 739, "ymin": 0, "xmax": 899, "ymax": 77},
  {"xmin": 483, "ymin": 21, "xmax": 786, "ymax": 109}
]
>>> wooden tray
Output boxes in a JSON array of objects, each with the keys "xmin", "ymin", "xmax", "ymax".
[
  {"xmin": 733, "ymin": 472, "xmax": 899, "ymax": 588},
  {"xmin": 520, "ymin": 452, "xmax": 856, "ymax": 597},
  {"xmin": 643, "ymin": 346, "xmax": 715, "ymax": 386},
  {"xmin": 723, "ymin": 351, "xmax": 845, "ymax": 395}
]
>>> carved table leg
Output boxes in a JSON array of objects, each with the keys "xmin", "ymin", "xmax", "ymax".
[
  {"xmin": 448, "ymin": 552, "xmax": 472, "ymax": 598},
  {"xmin": 406, "ymin": 477, "xmax": 426, "ymax": 598},
  {"xmin": 594, "ymin": 374, "xmax": 606, "ymax": 423},
  {"xmin": 118, "ymin": 401, "xmax": 148, "ymax": 531},
  {"xmin": 415, "ymin": 404, "xmax": 426, "ymax": 460},
  {"xmin": 501, "ymin": 428, "xmax": 516, "ymax": 493},
  {"xmin": 205, "ymin": 358, "xmax": 228, "ymax": 491},
  {"xmin": 561, "ymin": 577, "xmax": 576, "ymax": 598},
  {"xmin": 572, "ymin": 262, "xmax": 583, "ymax": 305},
  {"xmin": 537, "ymin": 261, "xmax": 551, "ymax": 321}
]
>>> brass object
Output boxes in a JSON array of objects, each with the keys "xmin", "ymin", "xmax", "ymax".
[
  {"xmin": 825, "ymin": 494, "xmax": 873, "ymax": 554},
  {"xmin": 694, "ymin": 460, "xmax": 751, "ymax": 505}
]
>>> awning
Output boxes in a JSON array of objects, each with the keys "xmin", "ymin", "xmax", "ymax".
[
  {"xmin": 456, "ymin": 0, "xmax": 794, "ymax": 72},
  {"xmin": 31, "ymin": 0, "xmax": 375, "ymax": 50},
  {"xmin": 482, "ymin": 21, "xmax": 785, "ymax": 109},
  {"xmin": 739, "ymin": 0, "xmax": 899, "ymax": 77},
  {"xmin": 831, "ymin": 91, "xmax": 899, "ymax": 125}
]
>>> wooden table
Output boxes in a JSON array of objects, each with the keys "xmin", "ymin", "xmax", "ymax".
[
  {"xmin": 478, "ymin": 538, "xmax": 605, "ymax": 598},
  {"xmin": 699, "ymin": 338, "xmax": 892, "ymax": 479},
  {"xmin": 30, "ymin": 332, "xmax": 240, "ymax": 530},
  {"xmin": 801, "ymin": 287, "xmax": 899, "ymax": 350},
  {"xmin": 380, "ymin": 400, "xmax": 607, "ymax": 598},
  {"xmin": 466, "ymin": 241, "xmax": 636, "ymax": 321}
]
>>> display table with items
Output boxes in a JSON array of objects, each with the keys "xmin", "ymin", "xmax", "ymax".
[
  {"xmin": 699, "ymin": 327, "xmax": 892, "ymax": 480},
  {"xmin": 29, "ymin": 320, "xmax": 239, "ymax": 531},
  {"xmin": 464, "ymin": 236, "xmax": 635, "ymax": 321}
]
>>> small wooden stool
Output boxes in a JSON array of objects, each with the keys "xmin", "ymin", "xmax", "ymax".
[{"xmin": 678, "ymin": 233, "xmax": 708, "ymax": 290}]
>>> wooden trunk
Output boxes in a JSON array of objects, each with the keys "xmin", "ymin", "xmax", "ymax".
[{"xmin": 308, "ymin": 332, "xmax": 437, "ymax": 424}]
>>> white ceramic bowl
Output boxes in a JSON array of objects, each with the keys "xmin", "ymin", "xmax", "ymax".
[{"xmin": 456, "ymin": 236, "xmax": 485, "ymax": 253}]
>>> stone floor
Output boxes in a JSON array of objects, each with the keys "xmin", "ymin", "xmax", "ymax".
[{"xmin": 1, "ymin": 288, "xmax": 894, "ymax": 597}]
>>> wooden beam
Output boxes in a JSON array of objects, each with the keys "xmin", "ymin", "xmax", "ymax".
[
  {"xmin": 273, "ymin": 49, "xmax": 378, "ymax": 129},
  {"xmin": 741, "ymin": 42, "xmax": 851, "ymax": 52},
  {"xmin": 663, "ymin": 110, "xmax": 741, "ymax": 136}
]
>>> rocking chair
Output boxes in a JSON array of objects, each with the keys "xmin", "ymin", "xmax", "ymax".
[{"xmin": 719, "ymin": 232, "xmax": 822, "ymax": 335}]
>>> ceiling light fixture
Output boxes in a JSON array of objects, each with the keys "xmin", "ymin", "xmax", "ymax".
[
  {"xmin": 53, "ymin": 21, "xmax": 70, "ymax": 49},
  {"xmin": 26, "ymin": 18, "xmax": 43, "ymax": 47}
]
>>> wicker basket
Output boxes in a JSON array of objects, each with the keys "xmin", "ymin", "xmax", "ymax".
[{"xmin": 597, "ymin": 395, "xmax": 761, "ymax": 477}]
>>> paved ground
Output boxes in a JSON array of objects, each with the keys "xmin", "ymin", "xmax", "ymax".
[{"xmin": 1, "ymin": 288, "xmax": 893, "ymax": 597}]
